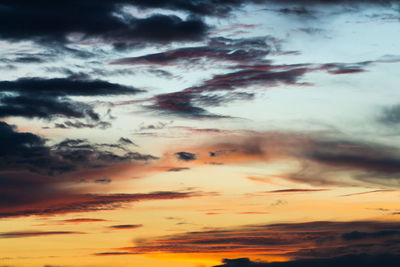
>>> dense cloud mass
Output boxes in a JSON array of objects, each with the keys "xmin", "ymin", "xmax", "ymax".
[
  {"xmin": 175, "ymin": 152, "xmax": 197, "ymax": 161},
  {"xmin": 0, "ymin": 0, "xmax": 398, "ymax": 47},
  {"xmin": 0, "ymin": 121, "xmax": 196, "ymax": 218},
  {"xmin": 0, "ymin": 122, "xmax": 156, "ymax": 175},
  {"xmin": 213, "ymin": 254, "xmax": 400, "ymax": 267},
  {"xmin": 98, "ymin": 220, "xmax": 400, "ymax": 258},
  {"xmin": 0, "ymin": 77, "xmax": 142, "ymax": 122},
  {"xmin": 0, "ymin": 1, "xmax": 209, "ymax": 45}
]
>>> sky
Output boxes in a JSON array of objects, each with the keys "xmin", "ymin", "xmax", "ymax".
[{"xmin": 1, "ymin": 1, "xmax": 400, "ymax": 267}]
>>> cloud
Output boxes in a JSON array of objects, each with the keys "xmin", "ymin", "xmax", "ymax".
[
  {"xmin": 61, "ymin": 218, "xmax": 109, "ymax": 224},
  {"xmin": 94, "ymin": 178, "xmax": 112, "ymax": 184},
  {"xmin": 119, "ymin": 137, "xmax": 137, "ymax": 146},
  {"xmin": 110, "ymin": 36, "xmax": 273, "ymax": 66},
  {"xmin": 0, "ymin": 123, "xmax": 157, "ymax": 175},
  {"xmin": 0, "ymin": 231, "xmax": 84, "ymax": 239},
  {"xmin": 263, "ymin": 189, "xmax": 329, "ymax": 193},
  {"xmin": 213, "ymin": 254, "xmax": 400, "ymax": 267},
  {"xmin": 378, "ymin": 104, "xmax": 400, "ymax": 126},
  {"xmin": 111, "ymin": 0, "xmax": 400, "ymax": 18},
  {"xmin": 145, "ymin": 59, "xmax": 378, "ymax": 118},
  {"xmin": 148, "ymin": 91, "xmax": 232, "ymax": 118},
  {"xmin": 109, "ymin": 224, "xmax": 143, "ymax": 230},
  {"xmin": 14, "ymin": 56, "xmax": 46, "ymax": 64},
  {"xmin": 340, "ymin": 189, "xmax": 395, "ymax": 197},
  {"xmin": 270, "ymin": 199, "xmax": 287, "ymax": 206},
  {"xmin": 0, "ymin": 77, "xmax": 142, "ymax": 122},
  {"xmin": 0, "ymin": 121, "xmax": 194, "ymax": 218},
  {"xmin": 0, "ymin": 1, "xmax": 209, "ymax": 45},
  {"xmin": 54, "ymin": 121, "xmax": 112, "ymax": 130},
  {"xmin": 0, "ymin": 190, "xmax": 209, "ymax": 218},
  {"xmin": 161, "ymin": 129, "xmax": 400, "ymax": 187},
  {"xmin": 175, "ymin": 152, "xmax": 197, "ymax": 161},
  {"xmin": 342, "ymin": 230, "xmax": 400, "ymax": 241},
  {"xmin": 115, "ymin": 220, "xmax": 400, "ymax": 259},
  {"xmin": 0, "ymin": 77, "xmax": 142, "ymax": 96},
  {"xmin": 167, "ymin": 167, "xmax": 190, "ymax": 172},
  {"xmin": 276, "ymin": 7, "xmax": 315, "ymax": 17}
]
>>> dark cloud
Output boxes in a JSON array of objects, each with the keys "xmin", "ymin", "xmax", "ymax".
[
  {"xmin": 175, "ymin": 152, "xmax": 197, "ymax": 161},
  {"xmin": 342, "ymin": 230, "xmax": 400, "ymax": 241},
  {"xmin": 213, "ymin": 254, "xmax": 400, "ymax": 267},
  {"xmin": 107, "ymin": 220, "xmax": 400, "ymax": 257},
  {"xmin": 0, "ymin": 77, "xmax": 143, "ymax": 122},
  {"xmin": 14, "ymin": 56, "xmax": 46, "ymax": 63},
  {"xmin": 0, "ymin": 95, "xmax": 100, "ymax": 121},
  {"xmin": 262, "ymin": 189, "xmax": 329, "ymax": 193},
  {"xmin": 0, "ymin": 1, "xmax": 209, "ymax": 45},
  {"xmin": 167, "ymin": 167, "xmax": 190, "ymax": 172},
  {"xmin": 0, "ymin": 0, "xmax": 397, "ymax": 53},
  {"xmin": 121, "ymin": 15, "xmax": 208, "ymax": 43},
  {"xmin": 297, "ymin": 27, "xmax": 325, "ymax": 35},
  {"xmin": 209, "ymin": 149, "xmax": 238, "ymax": 157},
  {"xmin": 0, "ymin": 190, "xmax": 208, "ymax": 218},
  {"xmin": 184, "ymin": 131, "xmax": 400, "ymax": 186},
  {"xmin": 0, "ymin": 231, "xmax": 84, "ymax": 238},
  {"xmin": 54, "ymin": 121, "xmax": 112, "ymax": 130},
  {"xmin": 94, "ymin": 178, "xmax": 112, "ymax": 184},
  {"xmin": 111, "ymin": 36, "xmax": 273, "ymax": 66},
  {"xmin": 378, "ymin": 104, "xmax": 400, "ymax": 125},
  {"xmin": 0, "ymin": 125, "xmax": 157, "ymax": 175},
  {"xmin": 114, "ymin": 0, "xmax": 400, "ymax": 18},
  {"xmin": 0, "ymin": 77, "xmax": 142, "ymax": 97},
  {"xmin": 119, "ymin": 137, "xmax": 137, "ymax": 146},
  {"xmin": 276, "ymin": 7, "xmax": 315, "ymax": 18},
  {"xmin": 114, "ymin": 36, "xmax": 281, "ymax": 118},
  {"xmin": 304, "ymin": 139, "xmax": 400, "ymax": 175},
  {"xmin": 109, "ymin": 224, "xmax": 143, "ymax": 230},
  {"xmin": 126, "ymin": 0, "xmax": 255, "ymax": 17},
  {"xmin": 146, "ymin": 60, "xmax": 374, "ymax": 118},
  {"xmin": 0, "ymin": 121, "xmax": 179, "ymax": 218},
  {"xmin": 149, "ymin": 91, "xmax": 231, "ymax": 118},
  {"xmin": 138, "ymin": 121, "xmax": 173, "ymax": 131}
]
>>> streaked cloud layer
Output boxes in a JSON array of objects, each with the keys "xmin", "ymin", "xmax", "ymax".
[{"xmin": 1, "ymin": 1, "xmax": 400, "ymax": 267}]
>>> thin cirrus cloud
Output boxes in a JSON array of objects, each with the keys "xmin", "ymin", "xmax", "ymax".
[
  {"xmin": 60, "ymin": 218, "xmax": 109, "ymax": 224},
  {"xmin": 0, "ymin": 190, "xmax": 211, "ymax": 218},
  {"xmin": 262, "ymin": 189, "xmax": 329, "ymax": 193},
  {"xmin": 0, "ymin": 231, "xmax": 85, "ymax": 239},
  {"xmin": 143, "ymin": 58, "xmax": 390, "ymax": 118},
  {"xmin": 109, "ymin": 224, "xmax": 143, "ymax": 230}
]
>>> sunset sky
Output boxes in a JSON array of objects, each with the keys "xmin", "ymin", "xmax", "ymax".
[{"xmin": 1, "ymin": 1, "xmax": 400, "ymax": 267}]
